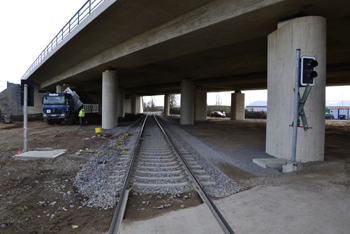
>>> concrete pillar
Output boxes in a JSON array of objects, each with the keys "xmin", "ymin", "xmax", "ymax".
[
  {"xmin": 118, "ymin": 88, "xmax": 125, "ymax": 118},
  {"xmin": 266, "ymin": 16, "xmax": 326, "ymax": 162},
  {"xmin": 230, "ymin": 90, "xmax": 245, "ymax": 120},
  {"xmin": 195, "ymin": 89, "xmax": 207, "ymax": 121},
  {"xmin": 164, "ymin": 94, "xmax": 170, "ymax": 116},
  {"xmin": 180, "ymin": 79, "xmax": 194, "ymax": 125},
  {"xmin": 102, "ymin": 70, "xmax": 118, "ymax": 129},
  {"xmin": 131, "ymin": 93, "xmax": 137, "ymax": 114},
  {"xmin": 27, "ymin": 84, "xmax": 42, "ymax": 114},
  {"xmin": 138, "ymin": 96, "xmax": 143, "ymax": 113},
  {"xmin": 56, "ymin": 85, "xmax": 64, "ymax": 93},
  {"xmin": 124, "ymin": 97, "xmax": 131, "ymax": 113}
]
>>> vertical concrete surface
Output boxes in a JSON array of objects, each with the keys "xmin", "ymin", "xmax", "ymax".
[
  {"xmin": 56, "ymin": 85, "xmax": 64, "ymax": 93},
  {"xmin": 230, "ymin": 90, "xmax": 245, "ymax": 120},
  {"xmin": 124, "ymin": 97, "xmax": 131, "ymax": 113},
  {"xmin": 138, "ymin": 96, "xmax": 144, "ymax": 114},
  {"xmin": 102, "ymin": 70, "xmax": 118, "ymax": 129},
  {"xmin": 266, "ymin": 16, "xmax": 326, "ymax": 162},
  {"xmin": 180, "ymin": 79, "xmax": 194, "ymax": 125},
  {"xmin": 131, "ymin": 93, "xmax": 137, "ymax": 114},
  {"xmin": 28, "ymin": 84, "xmax": 43, "ymax": 114},
  {"xmin": 118, "ymin": 88, "xmax": 125, "ymax": 118},
  {"xmin": 195, "ymin": 89, "xmax": 207, "ymax": 121},
  {"xmin": 164, "ymin": 94, "xmax": 170, "ymax": 116}
]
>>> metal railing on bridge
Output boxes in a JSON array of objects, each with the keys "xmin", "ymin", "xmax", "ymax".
[{"xmin": 21, "ymin": 0, "xmax": 105, "ymax": 80}]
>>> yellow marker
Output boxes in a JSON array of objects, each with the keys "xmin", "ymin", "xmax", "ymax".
[
  {"xmin": 79, "ymin": 150, "xmax": 94, "ymax": 153},
  {"xmin": 95, "ymin": 128, "xmax": 101, "ymax": 134},
  {"xmin": 72, "ymin": 225, "xmax": 78, "ymax": 229}
]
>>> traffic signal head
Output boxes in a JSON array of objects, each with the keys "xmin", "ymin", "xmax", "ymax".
[{"xmin": 300, "ymin": 56, "xmax": 318, "ymax": 86}]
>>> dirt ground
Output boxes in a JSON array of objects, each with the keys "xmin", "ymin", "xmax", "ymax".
[{"xmin": 1, "ymin": 117, "xmax": 349, "ymax": 233}]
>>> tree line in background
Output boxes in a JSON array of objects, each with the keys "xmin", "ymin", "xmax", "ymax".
[{"xmin": 143, "ymin": 94, "xmax": 266, "ymax": 119}]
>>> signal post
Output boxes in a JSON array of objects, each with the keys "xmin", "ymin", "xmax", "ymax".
[{"xmin": 266, "ymin": 16, "xmax": 326, "ymax": 163}]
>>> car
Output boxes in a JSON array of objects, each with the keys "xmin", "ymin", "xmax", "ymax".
[
  {"xmin": 325, "ymin": 113, "xmax": 334, "ymax": 119},
  {"xmin": 210, "ymin": 111, "xmax": 226, "ymax": 118}
]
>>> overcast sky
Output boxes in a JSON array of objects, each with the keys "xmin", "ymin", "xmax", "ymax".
[{"xmin": 0, "ymin": 1, "xmax": 349, "ymax": 106}]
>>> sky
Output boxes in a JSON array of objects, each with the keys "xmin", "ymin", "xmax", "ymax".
[
  {"xmin": 0, "ymin": 1, "xmax": 349, "ymax": 106},
  {"xmin": 0, "ymin": 0, "xmax": 87, "ymax": 91}
]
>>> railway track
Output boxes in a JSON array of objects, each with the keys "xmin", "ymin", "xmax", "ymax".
[{"xmin": 109, "ymin": 114, "xmax": 234, "ymax": 234}]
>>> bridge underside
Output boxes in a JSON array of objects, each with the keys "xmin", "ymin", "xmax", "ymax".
[{"xmin": 24, "ymin": 0, "xmax": 350, "ymax": 96}]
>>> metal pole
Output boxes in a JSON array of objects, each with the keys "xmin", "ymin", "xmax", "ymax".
[
  {"xmin": 291, "ymin": 49, "xmax": 300, "ymax": 161},
  {"xmin": 23, "ymin": 84, "xmax": 28, "ymax": 152}
]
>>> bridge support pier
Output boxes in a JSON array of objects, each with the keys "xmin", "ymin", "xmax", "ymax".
[
  {"xmin": 230, "ymin": 90, "xmax": 245, "ymax": 120},
  {"xmin": 102, "ymin": 70, "xmax": 118, "ymax": 129},
  {"xmin": 118, "ymin": 88, "xmax": 125, "ymax": 118},
  {"xmin": 131, "ymin": 93, "xmax": 137, "ymax": 114},
  {"xmin": 266, "ymin": 16, "xmax": 326, "ymax": 162},
  {"xmin": 180, "ymin": 79, "xmax": 194, "ymax": 125},
  {"xmin": 27, "ymin": 84, "xmax": 42, "ymax": 114},
  {"xmin": 131, "ymin": 93, "xmax": 143, "ymax": 114},
  {"xmin": 195, "ymin": 89, "xmax": 207, "ymax": 121},
  {"xmin": 56, "ymin": 85, "xmax": 64, "ymax": 93},
  {"xmin": 164, "ymin": 94, "xmax": 170, "ymax": 116}
]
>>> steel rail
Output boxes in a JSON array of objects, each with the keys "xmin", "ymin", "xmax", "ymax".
[
  {"xmin": 108, "ymin": 114, "xmax": 148, "ymax": 234},
  {"xmin": 154, "ymin": 114, "xmax": 235, "ymax": 234}
]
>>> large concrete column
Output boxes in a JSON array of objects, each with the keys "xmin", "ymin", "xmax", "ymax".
[
  {"xmin": 138, "ymin": 96, "xmax": 143, "ymax": 113},
  {"xmin": 102, "ymin": 70, "xmax": 118, "ymax": 129},
  {"xmin": 164, "ymin": 94, "xmax": 170, "ymax": 116},
  {"xmin": 131, "ymin": 93, "xmax": 137, "ymax": 114},
  {"xmin": 266, "ymin": 16, "xmax": 326, "ymax": 162},
  {"xmin": 56, "ymin": 85, "xmax": 64, "ymax": 93},
  {"xmin": 180, "ymin": 79, "xmax": 194, "ymax": 125},
  {"xmin": 124, "ymin": 97, "xmax": 131, "ymax": 113},
  {"xmin": 195, "ymin": 89, "xmax": 207, "ymax": 121},
  {"xmin": 27, "ymin": 84, "xmax": 42, "ymax": 114},
  {"xmin": 118, "ymin": 88, "xmax": 125, "ymax": 118},
  {"xmin": 230, "ymin": 90, "xmax": 245, "ymax": 120}
]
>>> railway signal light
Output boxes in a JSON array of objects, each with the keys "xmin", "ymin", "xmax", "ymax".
[{"xmin": 300, "ymin": 56, "xmax": 318, "ymax": 86}]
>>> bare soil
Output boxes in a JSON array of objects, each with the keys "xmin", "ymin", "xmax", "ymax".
[
  {"xmin": 0, "ymin": 121, "xmax": 114, "ymax": 234},
  {"xmin": 1, "ymin": 117, "xmax": 349, "ymax": 233}
]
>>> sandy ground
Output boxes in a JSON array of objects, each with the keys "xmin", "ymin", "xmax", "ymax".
[{"xmin": 1, "ymin": 117, "xmax": 350, "ymax": 233}]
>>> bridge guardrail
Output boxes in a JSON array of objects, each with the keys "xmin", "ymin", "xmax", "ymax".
[{"xmin": 21, "ymin": 0, "xmax": 104, "ymax": 80}]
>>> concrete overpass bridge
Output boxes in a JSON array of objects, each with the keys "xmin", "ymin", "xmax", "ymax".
[{"xmin": 23, "ymin": 0, "xmax": 350, "ymax": 162}]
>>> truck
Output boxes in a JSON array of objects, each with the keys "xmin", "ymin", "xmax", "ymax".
[{"xmin": 42, "ymin": 87, "xmax": 99, "ymax": 125}]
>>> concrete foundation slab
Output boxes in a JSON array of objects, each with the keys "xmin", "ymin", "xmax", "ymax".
[
  {"xmin": 252, "ymin": 158, "xmax": 287, "ymax": 169},
  {"xmin": 14, "ymin": 149, "xmax": 67, "ymax": 161}
]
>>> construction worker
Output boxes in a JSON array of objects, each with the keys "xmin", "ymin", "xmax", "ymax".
[{"xmin": 78, "ymin": 108, "xmax": 85, "ymax": 126}]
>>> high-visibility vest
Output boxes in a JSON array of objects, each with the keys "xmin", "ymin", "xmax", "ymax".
[{"xmin": 78, "ymin": 109, "xmax": 85, "ymax": 117}]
